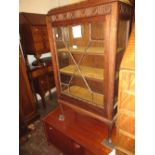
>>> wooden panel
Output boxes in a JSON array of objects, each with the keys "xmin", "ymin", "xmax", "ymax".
[
  {"xmin": 20, "ymin": 12, "xmax": 46, "ymax": 25},
  {"xmin": 117, "ymin": 111, "xmax": 134, "ymax": 135},
  {"xmin": 44, "ymin": 41, "xmax": 50, "ymax": 51},
  {"xmin": 32, "ymin": 33, "xmax": 43, "ymax": 42},
  {"xmin": 119, "ymin": 92, "xmax": 134, "ymax": 112},
  {"xmin": 119, "ymin": 71, "xmax": 134, "ymax": 92},
  {"xmin": 19, "ymin": 67, "xmax": 35, "ymax": 115},
  {"xmin": 120, "ymin": 23, "xmax": 135, "ymax": 70},
  {"xmin": 38, "ymin": 75, "xmax": 49, "ymax": 92},
  {"xmin": 91, "ymin": 21, "xmax": 104, "ymax": 40},
  {"xmin": 31, "ymin": 26, "xmax": 42, "ymax": 34},
  {"xmin": 34, "ymin": 42, "xmax": 44, "ymax": 52},
  {"xmin": 85, "ymin": 150, "xmax": 96, "ymax": 155},
  {"xmin": 19, "ymin": 24, "xmax": 35, "ymax": 54},
  {"xmin": 19, "ymin": 49, "xmax": 38, "ymax": 125},
  {"xmin": 117, "ymin": 132, "xmax": 134, "ymax": 152},
  {"xmin": 116, "ymin": 24, "xmax": 135, "ymax": 155},
  {"xmin": 31, "ymin": 65, "xmax": 53, "ymax": 78},
  {"xmin": 103, "ymin": 3, "xmax": 118, "ymax": 120}
]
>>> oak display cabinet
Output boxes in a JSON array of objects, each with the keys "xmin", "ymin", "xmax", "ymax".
[{"xmin": 45, "ymin": 0, "xmax": 133, "ymax": 150}]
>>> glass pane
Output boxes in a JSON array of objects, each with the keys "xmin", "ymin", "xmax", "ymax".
[{"xmin": 54, "ymin": 21, "xmax": 105, "ymax": 109}]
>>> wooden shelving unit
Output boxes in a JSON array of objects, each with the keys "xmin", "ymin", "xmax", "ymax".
[
  {"xmin": 63, "ymin": 85, "xmax": 104, "ymax": 108},
  {"xmin": 60, "ymin": 65, "xmax": 104, "ymax": 81}
]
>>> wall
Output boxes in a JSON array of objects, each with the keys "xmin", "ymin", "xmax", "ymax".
[{"xmin": 19, "ymin": 0, "xmax": 85, "ymax": 14}]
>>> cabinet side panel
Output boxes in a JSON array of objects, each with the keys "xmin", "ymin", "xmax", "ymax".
[{"xmin": 104, "ymin": 2, "xmax": 119, "ymax": 120}]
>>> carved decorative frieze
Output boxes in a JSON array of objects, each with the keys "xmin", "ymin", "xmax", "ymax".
[
  {"xmin": 119, "ymin": 3, "xmax": 133, "ymax": 17},
  {"xmin": 50, "ymin": 4, "xmax": 111, "ymax": 22}
]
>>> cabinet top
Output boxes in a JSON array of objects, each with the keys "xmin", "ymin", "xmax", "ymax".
[{"xmin": 48, "ymin": 0, "xmax": 132, "ymax": 15}]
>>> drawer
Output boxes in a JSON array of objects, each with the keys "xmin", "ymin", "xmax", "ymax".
[
  {"xmin": 47, "ymin": 125, "xmax": 72, "ymax": 155},
  {"xmin": 117, "ymin": 111, "xmax": 135, "ymax": 135},
  {"xmin": 119, "ymin": 92, "xmax": 134, "ymax": 112},
  {"xmin": 31, "ymin": 26, "xmax": 42, "ymax": 34},
  {"xmin": 45, "ymin": 124, "xmax": 86, "ymax": 155},
  {"xmin": 44, "ymin": 41, "xmax": 50, "ymax": 51},
  {"xmin": 32, "ymin": 33, "xmax": 43, "ymax": 42},
  {"xmin": 41, "ymin": 27, "xmax": 48, "ymax": 34},
  {"xmin": 72, "ymin": 141, "xmax": 85, "ymax": 155},
  {"xmin": 117, "ymin": 132, "xmax": 135, "ymax": 153},
  {"xmin": 38, "ymin": 76, "xmax": 50, "ymax": 92},
  {"xmin": 34, "ymin": 42, "xmax": 44, "ymax": 51}
]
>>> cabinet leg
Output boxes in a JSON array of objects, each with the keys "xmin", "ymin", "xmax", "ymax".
[
  {"xmin": 49, "ymin": 89, "xmax": 53, "ymax": 100},
  {"xmin": 47, "ymin": 75, "xmax": 53, "ymax": 100},
  {"xmin": 101, "ymin": 125, "xmax": 114, "ymax": 149},
  {"xmin": 58, "ymin": 104, "xmax": 65, "ymax": 121},
  {"xmin": 41, "ymin": 94, "xmax": 46, "ymax": 108}
]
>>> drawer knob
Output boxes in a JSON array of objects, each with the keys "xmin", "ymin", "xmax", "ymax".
[
  {"xmin": 49, "ymin": 127, "xmax": 53, "ymax": 130},
  {"xmin": 40, "ymin": 81, "xmax": 44, "ymax": 84},
  {"xmin": 74, "ymin": 143, "xmax": 81, "ymax": 149}
]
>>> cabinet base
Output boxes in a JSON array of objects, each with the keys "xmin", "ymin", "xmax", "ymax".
[
  {"xmin": 101, "ymin": 139, "xmax": 115, "ymax": 149},
  {"xmin": 43, "ymin": 106, "xmax": 116, "ymax": 155},
  {"xmin": 58, "ymin": 114, "xmax": 65, "ymax": 121}
]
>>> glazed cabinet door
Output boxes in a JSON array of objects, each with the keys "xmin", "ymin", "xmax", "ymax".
[{"xmin": 53, "ymin": 20, "xmax": 106, "ymax": 111}]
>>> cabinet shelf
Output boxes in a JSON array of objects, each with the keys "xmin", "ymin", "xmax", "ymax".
[
  {"xmin": 58, "ymin": 46, "xmax": 124, "ymax": 55},
  {"xmin": 63, "ymin": 85, "xmax": 104, "ymax": 108},
  {"xmin": 60, "ymin": 65, "xmax": 104, "ymax": 81},
  {"xmin": 58, "ymin": 46, "xmax": 104, "ymax": 55}
]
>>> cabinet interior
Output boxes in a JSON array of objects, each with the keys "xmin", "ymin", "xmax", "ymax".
[{"xmin": 52, "ymin": 18, "xmax": 129, "ymax": 110}]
